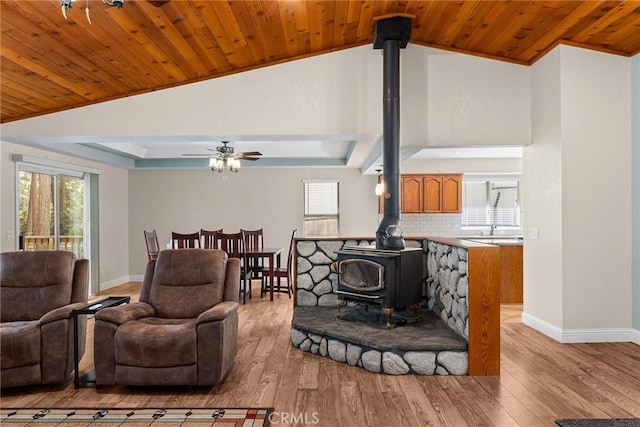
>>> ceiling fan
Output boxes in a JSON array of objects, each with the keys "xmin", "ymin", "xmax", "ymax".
[{"xmin": 182, "ymin": 141, "xmax": 262, "ymax": 173}]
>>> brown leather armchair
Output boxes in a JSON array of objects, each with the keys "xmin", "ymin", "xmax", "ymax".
[
  {"xmin": 93, "ymin": 249, "xmax": 240, "ymax": 387},
  {"xmin": 0, "ymin": 251, "xmax": 89, "ymax": 388}
]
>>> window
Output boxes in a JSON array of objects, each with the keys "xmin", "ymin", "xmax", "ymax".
[
  {"xmin": 461, "ymin": 177, "xmax": 521, "ymax": 227},
  {"xmin": 303, "ymin": 180, "xmax": 339, "ymax": 237}
]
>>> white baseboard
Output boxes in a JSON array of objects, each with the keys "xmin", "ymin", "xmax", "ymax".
[
  {"xmin": 522, "ymin": 312, "xmax": 640, "ymax": 344},
  {"xmin": 98, "ymin": 275, "xmax": 143, "ymax": 292}
]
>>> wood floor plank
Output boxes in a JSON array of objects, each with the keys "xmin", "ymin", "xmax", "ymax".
[
  {"xmin": 339, "ymin": 381, "xmax": 368, "ymax": 427},
  {"xmin": 1, "ymin": 282, "xmax": 639, "ymax": 427},
  {"xmin": 317, "ymin": 358, "xmax": 343, "ymax": 427},
  {"xmin": 454, "ymin": 376, "xmax": 521, "ymax": 426},
  {"xmin": 354, "ymin": 369, "xmax": 394, "ymax": 427},
  {"xmin": 374, "ymin": 375, "xmax": 422, "ymax": 427},
  {"xmin": 402, "ymin": 376, "xmax": 458, "ymax": 426}
]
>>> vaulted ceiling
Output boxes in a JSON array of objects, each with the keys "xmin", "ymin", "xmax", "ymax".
[
  {"xmin": 1, "ymin": 1, "xmax": 638, "ymax": 171},
  {"xmin": 2, "ymin": 0, "xmax": 639, "ymax": 124}
]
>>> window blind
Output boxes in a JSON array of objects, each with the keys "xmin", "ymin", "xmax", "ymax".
[
  {"xmin": 303, "ymin": 181, "xmax": 339, "ymax": 237},
  {"xmin": 462, "ymin": 179, "xmax": 520, "ymax": 227}
]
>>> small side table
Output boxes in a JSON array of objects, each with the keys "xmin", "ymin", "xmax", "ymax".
[{"xmin": 73, "ymin": 296, "xmax": 130, "ymax": 388}]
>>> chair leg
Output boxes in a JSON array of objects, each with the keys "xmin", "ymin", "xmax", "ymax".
[{"xmin": 260, "ymin": 275, "xmax": 268, "ymax": 298}]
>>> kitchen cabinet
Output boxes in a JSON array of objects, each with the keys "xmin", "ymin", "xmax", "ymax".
[
  {"xmin": 500, "ymin": 245, "xmax": 523, "ymax": 303},
  {"xmin": 401, "ymin": 176, "xmax": 423, "ymax": 213},
  {"xmin": 399, "ymin": 174, "xmax": 462, "ymax": 214}
]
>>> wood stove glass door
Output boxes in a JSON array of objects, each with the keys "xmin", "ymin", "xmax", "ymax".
[{"xmin": 339, "ymin": 259, "xmax": 384, "ymax": 292}]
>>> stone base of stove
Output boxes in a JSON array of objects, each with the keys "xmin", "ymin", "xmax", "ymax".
[{"xmin": 291, "ymin": 305, "xmax": 468, "ymax": 375}]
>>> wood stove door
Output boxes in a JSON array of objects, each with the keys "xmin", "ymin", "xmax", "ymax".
[{"xmin": 338, "ymin": 259, "xmax": 384, "ymax": 292}]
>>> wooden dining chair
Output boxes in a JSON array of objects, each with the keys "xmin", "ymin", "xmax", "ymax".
[
  {"xmin": 201, "ymin": 228, "xmax": 223, "ymax": 249},
  {"xmin": 144, "ymin": 230, "xmax": 160, "ymax": 260},
  {"xmin": 171, "ymin": 231, "xmax": 201, "ymax": 249},
  {"xmin": 261, "ymin": 229, "xmax": 297, "ymax": 298},
  {"xmin": 241, "ymin": 228, "xmax": 264, "ymax": 280},
  {"xmin": 215, "ymin": 231, "xmax": 250, "ymax": 302}
]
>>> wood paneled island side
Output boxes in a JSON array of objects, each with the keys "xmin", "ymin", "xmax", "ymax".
[{"xmin": 425, "ymin": 237, "xmax": 501, "ymax": 376}]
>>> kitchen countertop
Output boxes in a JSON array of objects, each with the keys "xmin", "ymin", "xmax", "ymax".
[
  {"xmin": 425, "ymin": 236, "xmax": 523, "ymax": 248},
  {"xmin": 461, "ymin": 238, "xmax": 523, "ymax": 246}
]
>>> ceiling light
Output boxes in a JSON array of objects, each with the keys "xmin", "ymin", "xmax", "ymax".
[
  {"xmin": 375, "ymin": 168, "xmax": 384, "ymax": 196},
  {"xmin": 209, "ymin": 157, "xmax": 241, "ymax": 173},
  {"xmin": 102, "ymin": 0, "xmax": 124, "ymax": 8},
  {"xmin": 61, "ymin": 0, "xmax": 123, "ymax": 22}
]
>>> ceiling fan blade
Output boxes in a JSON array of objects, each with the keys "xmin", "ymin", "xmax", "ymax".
[
  {"xmin": 146, "ymin": 0, "xmax": 171, "ymax": 7},
  {"xmin": 238, "ymin": 151, "xmax": 262, "ymax": 157},
  {"xmin": 240, "ymin": 157, "xmax": 261, "ymax": 161}
]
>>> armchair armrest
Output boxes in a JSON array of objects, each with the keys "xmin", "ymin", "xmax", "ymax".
[
  {"xmin": 197, "ymin": 301, "xmax": 238, "ymax": 324},
  {"xmin": 95, "ymin": 302, "xmax": 155, "ymax": 325},
  {"xmin": 39, "ymin": 302, "xmax": 85, "ymax": 325}
]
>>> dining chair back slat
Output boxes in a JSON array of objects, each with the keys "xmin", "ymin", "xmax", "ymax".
[
  {"xmin": 201, "ymin": 228, "xmax": 223, "ymax": 249},
  {"xmin": 171, "ymin": 231, "xmax": 201, "ymax": 249},
  {"xmin": 144, "ymin": 230, "xmax": 160, "ymax": 260}
]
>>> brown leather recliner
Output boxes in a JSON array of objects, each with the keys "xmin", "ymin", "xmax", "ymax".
[
  {"xmin": 0, "ymin": 251, "xmax": 89, "ymax": 388},
  {"xmin": 93, "ymin": 249, "xmax": 240, "ymax": 387}
]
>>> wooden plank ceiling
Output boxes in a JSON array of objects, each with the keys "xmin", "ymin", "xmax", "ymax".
[{"xmin": 1, "ymin": 0, "xmax": 639, "ymax": 124}]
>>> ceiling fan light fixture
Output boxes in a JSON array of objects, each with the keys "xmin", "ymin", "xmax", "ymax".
[
  {"xmin": 209, "ymin": 157, "xmax": 240, "ymax": 173},
  {"xmin": 102, "ymin": 0, "xmax": 124, "ymax": 8}
]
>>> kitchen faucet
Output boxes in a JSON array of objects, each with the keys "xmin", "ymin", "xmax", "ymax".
[{"xmin": 489, "ymin": 224, "xmax": 497, "ymax": 235}]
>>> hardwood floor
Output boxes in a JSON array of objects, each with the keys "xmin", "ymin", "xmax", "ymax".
[{"xmin": 1, "ymin": 281, "xmax": 639, "ymax": 426}]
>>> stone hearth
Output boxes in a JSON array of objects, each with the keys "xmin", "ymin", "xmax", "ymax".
[{"xmin": 291, "ymin": 305, "xmax": 468, "ymax": 375}]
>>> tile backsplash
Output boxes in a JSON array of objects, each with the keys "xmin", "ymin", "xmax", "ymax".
[
  {"xmin": 397, "ymin": 214, "xmax": 463, "ymax": 237},
  {"xmin": 389, "ymin": 213, "xmax": 523, "ymax": 237}
]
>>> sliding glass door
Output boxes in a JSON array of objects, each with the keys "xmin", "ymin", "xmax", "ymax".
[{"xmin": 19, "ymin": 169, "xmax": 86, "ymax": 259}]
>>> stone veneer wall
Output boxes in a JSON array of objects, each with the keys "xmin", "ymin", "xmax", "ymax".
[
  {"xmin": 291, "ymin": 238, "xmax": 470, "ymax": 375},
  {"xmin": 425, "ymin": 240, "xmax": 470, "ymax": 340},
  {"xmin": 295, "ymin": 239, "xmax": 374, "ymax": 306}
]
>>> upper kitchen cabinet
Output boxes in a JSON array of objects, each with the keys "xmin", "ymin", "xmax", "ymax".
[
  {"xmin": 401, "ymin": 176, "xmax": 423, "ymax": 213},
  {"xmin": 400, "ymin": 174, "xmax": 463, "ymax": 214},
  {"xmin": 440, "ymin": 175, "xmax": 463, "ymax": 213}
]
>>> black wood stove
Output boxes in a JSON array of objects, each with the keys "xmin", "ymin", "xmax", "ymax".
[{"xmin": 336, "ymin": 245, "xmax": 422, "ymax": 328}]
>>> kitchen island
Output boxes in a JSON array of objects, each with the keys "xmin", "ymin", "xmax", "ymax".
[
  {"xmin": 459, "ymin": 237, "xmax": 524, "ymax": 303},
  {"xmin": 424, "ymin": 237, "xmax": 501, "ymax": 375}
]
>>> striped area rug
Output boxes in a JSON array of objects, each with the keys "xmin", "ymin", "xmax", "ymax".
[{"xmin": 0, "ymin": 407, "xmax": 273, "ymax": 426}]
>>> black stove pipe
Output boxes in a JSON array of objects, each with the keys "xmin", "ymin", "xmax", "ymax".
[
  {"xmin": 374, "ymin": 16, "xmax": 412, "ymax": 249},
  {"xmin": 376, "ymin": 39, "xmax": 401, "ymax": 249}
]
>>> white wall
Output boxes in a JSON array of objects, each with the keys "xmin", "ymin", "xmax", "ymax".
[
  {"xmin": 416, "ymin": 49, "xmax": 530, "ymax": 147},
  {"xmin": 0, "ymin": 141, "xmax": 131, "ymax": 290},
  {"xmin": 632, "ymin": 53, "xmax": 640, "ymax": 332},
  {"xmin": 560, "ymin": 47, "xmax": 631, "ymax": 330},
  {"xmin": 524, "ymin": 48, "xmax": 565, "ymax": 329},
  {"xmin": 523, "ymin": 46, "xmax": 633, "ymax": 340},
  {"xmin": 402, "ymin": 157, "xmax": 522, "ymax": 174},
  {"xmin": 128, "ymin": 168, "xmax": 379, "ymax": 276},
  {"xmin": 0, "ymin": 46, "xmax": 382, "ymax": 138},
  {"xmin": 1, "ymin": 45, "xmax": 532, "ymax": 155}
]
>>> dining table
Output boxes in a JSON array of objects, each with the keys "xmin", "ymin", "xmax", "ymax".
[{"xmin": 244, "ymin": 246, "xmax": 283, "ymax": 301}]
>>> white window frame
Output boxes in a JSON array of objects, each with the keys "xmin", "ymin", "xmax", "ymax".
[
  {"xmin": 461, "ymin": 174, "xmax": 521, "ymax": 230},
  {"xmin": 13, "ymin": 154, "xmax": 101, "ymax": 295},
  {"xmin": 303, "ymin": 179, "xmax": 339, "ymax": 237}
]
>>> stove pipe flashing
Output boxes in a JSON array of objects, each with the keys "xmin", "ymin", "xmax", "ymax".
[{"xmin": 373, "ymin": 16, "xmax": 412, "ymax": 249}]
